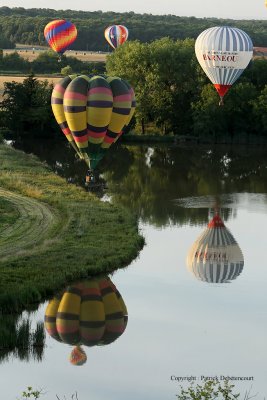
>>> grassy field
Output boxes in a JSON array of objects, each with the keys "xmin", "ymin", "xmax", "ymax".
[{"xmin": 0, "ymin": 144, "xmax": 144, "ymax": 313}]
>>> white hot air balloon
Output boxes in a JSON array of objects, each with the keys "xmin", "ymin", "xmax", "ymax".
[
  {"xmin": 195, "ymin": 26, "xmax": 253, "ymax": 105},
  {"xmin": 186, "ymin": 214, "xmax": 244, "ymax": 284}
]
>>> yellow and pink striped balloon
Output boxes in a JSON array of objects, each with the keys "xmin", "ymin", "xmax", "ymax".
[{"xmin": 51, "ymin": 74, "xmax": 136, "ymax": 169}]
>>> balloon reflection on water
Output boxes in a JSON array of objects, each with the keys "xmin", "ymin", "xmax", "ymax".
[
  {"xmin": 45, "ymin": 276, "xmax": 128, "ymax": 366},
  {"xmin": 187, "ymin": 213, "xmax": 244, "ymax": 283}
]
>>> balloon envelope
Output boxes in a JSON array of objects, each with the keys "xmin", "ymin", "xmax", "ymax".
[
  {"xmin": 45, "ymin": 277, "xmax": 128, "ymax": 365},
  {"xmin": 44, "ymin": 19, "xmax": 77, "ymax": 55},
  {"xmin": 195, "ymin": 26, "xmax": 253, "ymax": 101},
  {"xmin": 70, "ymin": 346, "xmax": 87, "ymax": 366},
  {"xmin": 187, "ymin": 214, "xmax": 244, "ymax": 283},
  {"xmin": 51, "ymin": 74, "xmax": 136, "ymax": 169},
  {"xmin": 104, "ymin": 25, "xmax": 128, "ymax": 49}
]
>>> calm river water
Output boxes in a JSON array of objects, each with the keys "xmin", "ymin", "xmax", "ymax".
[{"xmin": 1, "ymin": 141, "xmax": 267, "ymax": 399}]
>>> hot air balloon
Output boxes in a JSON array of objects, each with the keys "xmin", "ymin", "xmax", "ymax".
[
  {"xmin": 44, "ymin": 19, "xmax": 77, "ymax": 58},
  {"xmin": 51, "ymin": 74, "xmax": 136, "ymax": 171},
  {"xmin": 104, "ymin": 25, "xmax": 128, "ymax": 49},
  {"xmin": 195, "ymin": 26, "xmax": 253, "ymax": 105},
  {"xmin": 186, "ymin": 213, "xmax": 244, "ymax": 283},
  {"xmin": 44, "ymin": 277, "xmax": 128, "ymax": 365}
]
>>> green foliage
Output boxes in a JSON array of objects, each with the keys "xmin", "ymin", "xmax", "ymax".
[
  {"xmin": 21, "ymin": 387, "xmax": 43, "ymax": 400},
  {"xmin": 0, "ymin": 51, "xmax": 29, "ymax": 72},
  {"xmin": 192, "ymin": 82, "xmax": 258, "ymax": 141},
  {"xmin": 61, "ymin": 65, "xmax": 73, "ymax": 76},
  {"xmin": 0, "ymin": 74, "xmax": 56, "ymax": 136},
  {"xmin": 0, "ymin": 6, "xmax": 267, "ymax": 50},
  {"xmin": 106, "ymin": 38, "xmax": 199, "ymax": 135},
  {"xmin": 106, "ymin": 37, "xmax": 267, "ymax": 139},
  {"xmin": 176, "ymin": 379, "xmax": 240, "ymax": 400}
]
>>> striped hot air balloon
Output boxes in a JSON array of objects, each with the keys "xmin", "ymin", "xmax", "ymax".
[
  {"xmin": 51, "ymin": 74, "xmax": 136, "ymax": 170},
  {"xmin": 45, "ymin": 277, "xmax": 128, "ymax": 365},
  {"xmin": 186, "ymin": 214, "xmax": 244, "ymax": 284},
  {"xmin": 104, "ymin": 25, "xmax": 128, "ymax": 49},
  {"xmin": 44, "ymin": 19, "xmax": 77, "ymax": 56},
  {"xmin": 195, "ymin": 26, "xmax": 253, "ymax": 105}
]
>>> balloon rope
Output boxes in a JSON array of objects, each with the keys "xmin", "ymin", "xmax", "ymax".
[
  {"xmin": 83, "ymin": 153, "xmax": 91, "ymax": 168},
  {"xmin": 70, "ymin": 141, "xmax": 83, "ymax": 159}
]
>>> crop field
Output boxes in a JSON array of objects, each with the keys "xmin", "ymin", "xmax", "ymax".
[
  {"xmin": 3, "ymin": 47, "xmax": 108, "ymax": 62},
  {"xmin": 0, "ymin": 75, "xmax": 61, "ymax": 99}
]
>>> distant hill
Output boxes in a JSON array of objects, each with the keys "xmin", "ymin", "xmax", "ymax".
[{"xmin": 0, "ymin": 6, "xmax": 267, "ymax": 51}]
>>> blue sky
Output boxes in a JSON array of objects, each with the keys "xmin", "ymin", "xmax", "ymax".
[{"xmin": 1, "ymin": 0, "xmax": 267, "ymax": 20}]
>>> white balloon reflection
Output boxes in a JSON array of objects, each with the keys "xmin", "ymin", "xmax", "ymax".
[{"xmin": 187, "ymin": 214, "xmax": 244, "ymax": 283}]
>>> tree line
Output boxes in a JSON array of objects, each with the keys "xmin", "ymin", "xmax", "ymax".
[
  {"xmin": 106, "ymin": 38, "xmax": 267, "ymax": 141},
  {"xmin": 1, "ymin": 38, "xmax": 267, "ymax": 142},
  {"xmin": 0, "ymin": 6, "xmax": 267, "ymax": 50}
]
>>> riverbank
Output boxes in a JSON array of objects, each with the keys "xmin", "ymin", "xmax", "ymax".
[{"xmin": 0, "ymin": 145, "xmax": 144, "ymax": 313}]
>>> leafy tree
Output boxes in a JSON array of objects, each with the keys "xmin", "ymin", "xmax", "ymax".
[
  {"xmin": 61, "ymin": 65, "xmax": 73, "ymax": 76},
  {"xmin": 192, "ymin": 82, "xmax": 258, "ymax": 142},
  {"xmin": 0, "ymin": 74, "xmax": 56, "ymax": 136},
  {"xmin": 1, "ymin": 51, "xmax": 29, "ymax": 72},
  {"xmin": 1, "ymin": 7, "xmax": 267, "ymax": 50},
  {"xmin": 106, "ymin": 38, "xmax": 199, "ymax": 135},
  {"xmin": 176, "ymin": 379, "xmax": 240, "ymax": 400}
]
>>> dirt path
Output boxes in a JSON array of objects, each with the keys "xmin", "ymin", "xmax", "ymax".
[{"xmin": 0, "ymin": 188, "xmax": 59, "ymax": 260}]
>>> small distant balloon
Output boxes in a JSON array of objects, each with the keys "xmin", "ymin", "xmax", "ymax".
[
  {"xmin": 44, "ymin": 19, "xmax": 77, "ymax": 55},
  {"xmin": 186, "ymin": 213, "xmax": 244, "ymax": 283},
  {"xmin": 195, "ymin": 26, "xmax": 253, "ymax": 105},
  {"xmin": 104, "ymin": 25, "xmax": 128, "ymax": 49}
]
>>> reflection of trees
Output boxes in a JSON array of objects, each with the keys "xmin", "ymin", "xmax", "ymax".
[
  {"xmin": 13, "ymin": 139, "xmax": 267, "ymax": 227},
  {"xmin": 0, "ymin": 313, "xmax": 45, "ymax": 363},
  {"xmin": 103, "ymin": 144, "xmax": 267, "ymax": 227}
]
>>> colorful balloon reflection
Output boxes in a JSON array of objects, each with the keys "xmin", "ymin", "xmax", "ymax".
[
  {"xmin": 45, "ymin": 276, "xmax": 128, "ymax": 365},
  {"xmin": 187, "ymin": 214, "xmax": 244, "ymax": 283}
]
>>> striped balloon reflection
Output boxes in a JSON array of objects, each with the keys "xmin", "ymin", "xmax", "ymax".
[
  {"xmin": 187, "ymin": 214, "xmax": 244, "ymax": 284},
  {"xmin": 45, "ymin": 276, "xmax": 128, "ymax": 365}
]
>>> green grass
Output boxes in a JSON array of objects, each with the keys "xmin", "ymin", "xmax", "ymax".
[{"xmin": 0, "ymin": 145, "xmax": 144, "ymax": 313}]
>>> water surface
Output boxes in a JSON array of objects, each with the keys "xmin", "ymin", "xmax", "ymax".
[{"xmin": 1, "ymin": 142, "xmax": 267, "ymax": 399}]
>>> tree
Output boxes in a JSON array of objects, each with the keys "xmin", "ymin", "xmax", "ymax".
[
  {"xmin": 192, "ymin": 82, "xmax": 258, "ymax": 142},
  {"xmin": 61, "ymin": 65, "xmax": 73, "ymax": 76},
  {"xmin": 0, "ymin": 74, "xmax": 56, "ymax": 137},
  {"xmin": 106, "ymin": 38, "xmax": 199, "ymax": 135},
  {"xmin": 176, "ymin": 379, "xmax": 240, "ymax": 400}
]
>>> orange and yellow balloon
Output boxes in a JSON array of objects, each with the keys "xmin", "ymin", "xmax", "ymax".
[{"xmin": 44, "ymin": 19, "xmax": 77, "ymax": 55}]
